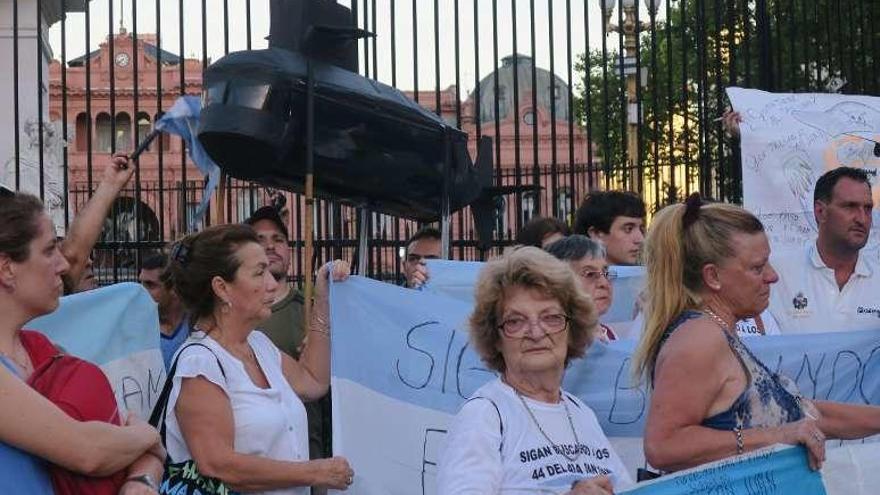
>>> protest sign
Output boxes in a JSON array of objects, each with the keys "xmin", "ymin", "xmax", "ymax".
[
  {"xmin": 330, "ymin": 264, "xmax": 880, "ymax": 494},
  {"xmin": 621, "ymin": 446, "xmax": 825, "ymax": 495},
  {"xmin": 727, "ymin": 87, "xmax": 880, "ymax": 254},
  {"xmin": 27, "ymin": 282, "xmax": 164, "ymax": 418}
]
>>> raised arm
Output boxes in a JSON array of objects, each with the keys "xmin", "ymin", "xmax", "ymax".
[
  {"xmin": 0, "ymin": 365, "xmax": 159, "ymax": 477},
  {"xmin": 281, "ymin": 259, "xmax": 349, "ymax": 402},
  {"xmin": 61, "ymin": 153, "xmax": 135, "ymax": 286}
]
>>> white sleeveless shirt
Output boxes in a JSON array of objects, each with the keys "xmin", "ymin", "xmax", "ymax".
[{"xmin": 164, "ymin": 331, "xmax": 309, "ymax": 495}]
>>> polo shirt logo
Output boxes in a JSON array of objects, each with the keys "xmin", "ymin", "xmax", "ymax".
[
  {"xmin": 856, "ymin": 306, "xmax": 880, "ymax": 318},
  {"xmin": 793, "ymin": 292, "xmax": 809, "ymax": 311}
]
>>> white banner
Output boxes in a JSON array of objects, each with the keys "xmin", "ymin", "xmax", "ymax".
[{"xmin": 727, "ymin": 87, "xmax": 880, "ymax": 254}]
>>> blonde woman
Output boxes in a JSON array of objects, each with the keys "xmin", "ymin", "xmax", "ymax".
[{"xmin": 634, "ymin": 194, "xmax": 880, "ymax": 473}]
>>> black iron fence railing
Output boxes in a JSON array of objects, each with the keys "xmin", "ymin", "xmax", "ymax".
[{"xmin": 4, "ymin": 0, "xmax": 877, "ymax": 284}]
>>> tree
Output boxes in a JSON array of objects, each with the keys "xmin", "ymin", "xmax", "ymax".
[{"xmin": 573, "ymin": 0, "xmax": 878, "ymax": 208}]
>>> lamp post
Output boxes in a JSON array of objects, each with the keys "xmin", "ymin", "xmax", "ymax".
[{"xmin": 600, "ymin": 0, "xmax": 660, "ymax": 192}]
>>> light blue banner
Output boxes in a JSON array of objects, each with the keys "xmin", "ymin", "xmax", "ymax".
[
  {"xmin": 27, "ymin": 282, "xmax": 160, "ymax": 365},
  {"xmin": 622, "ymin": 446, "xmax": 825, "ymax": 495},
  {"xmin": 331, "ymin": 266, "xmax": 880, "ymax": 439},
  {"xmin": 423, "ymin": 260, "xmax": 644, "ymax": 324},
  {"xmin": 26, "ymin": 283, "xmax": 163, "ymax": 417}
]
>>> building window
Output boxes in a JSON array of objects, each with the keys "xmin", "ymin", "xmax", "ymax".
[
  {"xmin": 95, "ymin": 112, "xmax": 112, "ymax": 152},
  {"xmin": 522, "ymin": 191, "xmax": 538, "ymax": 225},
  {"xmin": 523, "ymin": 110, "xmax": 535, "ymax": 126},
  {"xmin": 557, "ymin": 188, "xmax": 573, "ymax": 223},
  {"xmin": 136, "ymin": 112, "xmax": 152, "ymax": 151},
  {"xmin": 75, "ymin": 113, "xmax": 90, "ymax": 151},
  {"xmin": 236, "ymin": 187, "xmax": 262, "ymax": 223},
  {"xmin": 115, "ymin": 112, "xmax": 132, "ymax": 152},
  {"xmin": 185, "ymin": 202, "xmax": 204, "ymax": 231},
  {"xmin": 496, "ymin": 85, "xmax": 508, "ymax": 121},
  {"xmin": 154, "ymin": 112, "xmax": 171, "ymax": 150},
  {"xmin": 373, "ymin": 211, "xmax": 393, "ymax": 238}
]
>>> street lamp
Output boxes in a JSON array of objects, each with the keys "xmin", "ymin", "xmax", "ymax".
[{"xmin": 600, "ymin": 0, "xmax": 661, "ymax": 191}]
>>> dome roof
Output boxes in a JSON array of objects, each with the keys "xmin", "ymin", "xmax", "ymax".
[{"xmin": 473, "ymin": 54, "xmax": 571, "ymax": 124}]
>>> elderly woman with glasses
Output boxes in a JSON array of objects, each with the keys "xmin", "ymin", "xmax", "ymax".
[
  {"xmin": 546, "ymin": 235, "xmax": 618, "ymax": 342},
  {"xmin": 437, "ymin": 247, "xmax": 632, "ymax": 495}
]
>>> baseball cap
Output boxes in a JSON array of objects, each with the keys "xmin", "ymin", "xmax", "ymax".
[{"xmin": 244, "ymin": 206, "xmax": 289, "ymax": 239}]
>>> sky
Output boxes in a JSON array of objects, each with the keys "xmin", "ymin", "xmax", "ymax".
[{"xmin": 48, "ymin": 0, "xmax": 667, "ymax": 98}]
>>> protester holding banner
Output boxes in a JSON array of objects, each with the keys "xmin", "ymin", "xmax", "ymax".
[
  {"xmin": 402, "ymin": 226, "xmax": 442, "ymax": 288},
  {"xmin": 163, "ymin": 224, "xmax": 355, "ymax": 493},
  {"xmin": 546, "ymin": 235, "xmax": 618, "ymax": 342},
  {"xmin": 0, "ymin": 190, "xmax": 164, "ymax": 493},
  {"xmin": 634, "ymin": 195, "xmax": 880, "ymax": 474},
  {"xmin": 438, "ymin": 247, "xmax": 633, "ymax": 494}
]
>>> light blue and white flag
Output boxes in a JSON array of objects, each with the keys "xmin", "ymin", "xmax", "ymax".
[
  {"xmin": 27, "ymin": 283, "xmax": 164, "ymax": 418},
  {"xmin": 330, "ymin": 262, "xmax": 880, "ymax": 495},
  {"xmin": 155, "ymin": 96, "xmax": 222, "ymax": 230}
]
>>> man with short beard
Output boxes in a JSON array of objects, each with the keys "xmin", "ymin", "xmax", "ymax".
[
  {"xmin": 245, "ymin": 206, "xmax": 306, "ymax": 357},
  {"xmin": 770, "ymin": 167, "xmax": 880, "ymax": 333}
]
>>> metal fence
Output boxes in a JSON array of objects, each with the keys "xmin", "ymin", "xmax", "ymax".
[{"xmin": 3, "ymin": 0, "xmax": 878, "ymax": 284}]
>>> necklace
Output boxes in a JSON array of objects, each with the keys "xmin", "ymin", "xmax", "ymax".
[
  {"xmin": 514, "ymin": 389, "xmax": 582, "ymax": 462},
  {"xmin": 0, "ymin": 339, "xmax": 32, "ymax": 377},
  {"xmin": 702, "ymin": 307, "xmax": 732, "ymax": 332}
]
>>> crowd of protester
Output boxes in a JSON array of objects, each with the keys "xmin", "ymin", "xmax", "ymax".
[{"xmin": 2, "ymin": 136, "xmax": 880, "ymax": 495}]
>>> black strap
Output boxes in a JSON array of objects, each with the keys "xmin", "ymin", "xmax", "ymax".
[{"xmin": 148, "ymin": 342, "xmax": 227, "ymax": 447}]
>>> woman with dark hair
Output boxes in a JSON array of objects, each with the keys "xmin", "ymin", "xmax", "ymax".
[
  {"xmin": 516, "ymin": 216, "xmax": 571, "ymax": 248},
  {"xmin": 438, "ymin": 247, "xmax": 632, "ymax": 494},
  {"xmin": 635, "ymin": 194, "xmax": 880, "ymax": 473},
  {"xmin": 163, "ymin": 224, "xmax": 354, "ymax": 493},
  {"xmin": 0, "ymin": 189, "xmax": 163, "ymax": 493}
]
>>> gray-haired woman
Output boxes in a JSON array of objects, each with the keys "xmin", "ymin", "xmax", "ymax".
[{"xmin": 546, "ymin": 235, "xmax": 618, "ymax": 342}]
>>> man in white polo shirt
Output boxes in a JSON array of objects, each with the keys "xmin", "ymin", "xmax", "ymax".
[{"xmin": 769, "ymin": 166, "xmax": 880, "ymax": 333}]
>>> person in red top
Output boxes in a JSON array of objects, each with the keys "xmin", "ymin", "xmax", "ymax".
[{"xmin": 0, "ymin": 187, "xmax": 164, "ymax": 494}]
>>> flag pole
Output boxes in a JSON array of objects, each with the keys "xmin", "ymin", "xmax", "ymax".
[{"xmin": 303, "ymin": 60, "xmax": 315, "ymax": 327}]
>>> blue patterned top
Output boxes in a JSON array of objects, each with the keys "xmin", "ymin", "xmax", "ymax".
[{"xmin": 659, "ymin": 310, "xmax": 805, "ymax": 431}]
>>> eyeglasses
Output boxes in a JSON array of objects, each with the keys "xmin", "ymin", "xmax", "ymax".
[
  {"xmin": 497, "ymin": 313, "xmax": 570, "ymax": 338},
  {"xmin": 577, "ymin": 268, "xmax": 617, "ymax": 283}
]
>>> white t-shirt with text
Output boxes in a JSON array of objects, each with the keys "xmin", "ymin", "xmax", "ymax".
[{"xmin": 437, "ymin": 378, "xmax": 633, "ymax": 494}]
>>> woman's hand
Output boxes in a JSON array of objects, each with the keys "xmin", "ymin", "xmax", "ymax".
[
  {"xmin": 123, "ymin": 412, "xmax": 161, "ymax": 451},
  {"xmin": 314, "ymin": 259, "xmax": 350, "ymax": 299},
  {"xmin": 777, "ymin": 418, "xmax": 826, "ymax": 470},
  {"xmin": 567, "ymin": 475, "xmax": 614, "ymax": 495},
  {"xmin": 312, "ymin": 456, "xmax": 354, "ymax": 490},
  {"xmin": 318, "ymin": 260, "xmax": 351, "ymax": 283}
]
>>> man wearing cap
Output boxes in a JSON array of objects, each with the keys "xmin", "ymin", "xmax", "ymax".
[{"xmin": 245, "ymin": 205, "xmax": 307, "ymax": 356}]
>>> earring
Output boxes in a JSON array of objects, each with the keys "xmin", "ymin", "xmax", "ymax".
[{"xmin": 221, "ymin": 300, "xmax": 232, "ymax": 314}]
